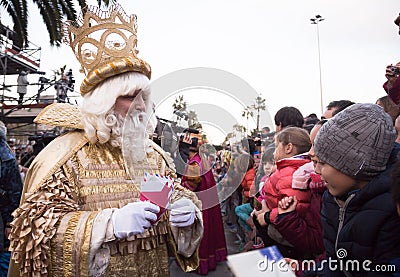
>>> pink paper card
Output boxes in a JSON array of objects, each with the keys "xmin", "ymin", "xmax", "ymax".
[{"xmin": 140, "ymin": 173, "xmax": 174, "ymax": 222}]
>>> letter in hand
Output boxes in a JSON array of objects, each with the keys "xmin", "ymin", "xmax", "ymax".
[
  {"xmin": 140, "ymin": 172, "xmax": 174, "ymax": 223},
  {"xmin": 112, "ymin": 201, "xmax": 160, "ymax": 239},
  {"xmin": 278, "ymin": 196, "xmax": 298, "ymax": 214}
]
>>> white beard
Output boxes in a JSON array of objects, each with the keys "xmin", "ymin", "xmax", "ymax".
[
  {"xmin": 123, "ymin": 111, "xmax": 150, "ymax": 163},
  {"xmin": 105, "ymin": 110, "xmax": 154, "ymax": 164}
]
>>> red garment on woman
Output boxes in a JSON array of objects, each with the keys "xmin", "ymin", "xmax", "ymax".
[{"xmin": 182, "ymin": 153, "xmax": 227, "ymax": 275}]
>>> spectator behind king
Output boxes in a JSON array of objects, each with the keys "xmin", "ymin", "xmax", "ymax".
[
  {"xmin": 274, "ymin": 107, "xmax": 304, "ymax": 133},
  {"xmin": 383, "ymin": 62, "xmax": 400, "ymax": 105},
  {"xmin": 0, "ymin": 122, "xmax": 23, "ymax": 276},
  {"xmin": 321, "ymin": 100, "xmax": 355, "ymax": 119},
  {"xmin": 240, "ymin": 138, "xmax": 256, "ymax": 156},
  {"xmin": 376, "ymin": 95, "xmax": 400, "ymax": 124},
  {"xmin": 265, "ymin": 106, "xmax": 304, "ymax": 152}
]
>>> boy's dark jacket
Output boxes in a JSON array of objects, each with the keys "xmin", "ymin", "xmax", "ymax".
[{"xmin": 306, "ymin": 143, "xmax": 400, "ymax": 276}]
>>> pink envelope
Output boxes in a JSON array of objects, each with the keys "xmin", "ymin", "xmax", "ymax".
[{"xmin": 140, "ymin": 173, "xmax": 174, "ymax": 222}]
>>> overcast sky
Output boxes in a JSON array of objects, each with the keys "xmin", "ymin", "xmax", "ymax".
[{"xmin": 2, "ymin": 0, "xmax": 400, "ymax": 143}]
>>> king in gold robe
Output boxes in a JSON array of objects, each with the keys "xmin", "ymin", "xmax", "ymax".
[{"xmin": 7, "ymin": 104, "xmax": 203, "ymax": 277}]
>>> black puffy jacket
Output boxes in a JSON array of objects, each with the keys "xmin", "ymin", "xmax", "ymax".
[{"xmin": 320, "ymin": 146, "xmax": 400, "ymax": 276}]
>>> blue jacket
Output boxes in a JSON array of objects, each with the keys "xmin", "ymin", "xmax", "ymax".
[{"xmin": 0, "ymin": 137, "xmax": 22, "ymax": 252}]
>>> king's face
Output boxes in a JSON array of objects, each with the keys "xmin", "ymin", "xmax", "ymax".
[{"xmin": 114, "ymin": 89, "xmax": 147, "ymax": 117}]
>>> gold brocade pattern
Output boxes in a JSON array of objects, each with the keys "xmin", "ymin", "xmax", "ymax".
[
  {"xmin": 8, "ymin": 130, "xmax": 201, "ymax": 276},
  {"xmin": 80, "ymin": 212, "xmax": 97, "ymax": 277},
  {"xmin": 63, "ymin": 212, "xmax": 82, "ymax": 277},
  {"xmin": 79, "ymin": 183, "xmax": 140, "ymax": 197},
  {"xmin": 104, "ymin": 244, "xmax": 170, "ymax": 277},
  {"xmin": 28, "ymin": 132, "xmax": 89, "ymax": 195},
  {"xmin": 34, "ymin": 103, "xmax": 84, "ymax": 130},
  {"xmin": 50, "ymin": 213, "xmax": 74, "ymax": 277},
  {"xmin": 72, "ymin": 212, "xmax": 93, "ymax": 277},
  {"xmin": 61, "ymin": 142, "xmax": 175, "ymax": 274}
]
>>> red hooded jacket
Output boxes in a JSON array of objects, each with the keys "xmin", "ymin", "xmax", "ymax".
[{"xmin": 262, "ymin": 157, "xmax": 311, "ymax": 223}]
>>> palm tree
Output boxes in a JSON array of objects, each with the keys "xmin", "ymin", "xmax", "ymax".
[
  {"xmin": 187, "ymin": 110, "xmax": 202, "ymax": 130},
  {"xmin": 172, "ymin": 95, "xmax": 187, "ymax": 112},
  {"xmin": 241, "ymin": 106, "xmax": 253, "ymax": 135},
  {"xmin": 250, "ymin": 95, "xmax": 266, "ymax": 132},
  {"xmin": 1, "ymin": 0, "xmax": 116, "ymax": 48},
  {"xmin": 172, "ymin": 95, "xmax": 187, "ymax": 125}
]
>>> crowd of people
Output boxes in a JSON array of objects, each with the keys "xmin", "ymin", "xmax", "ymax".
[
  {"xmin": 212, "ymin": 90, "xmax": 400, "ymax": 275},
  {"xmin": 2, "ymin": 3, "xmax": 400, "ymax": 277}
]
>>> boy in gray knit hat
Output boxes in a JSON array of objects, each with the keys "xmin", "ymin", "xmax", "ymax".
[
  {"xmin": 310, "ymin": 103, "xmax": 400, "ymax": 276},
  {"xmin": 315, "ymin": 103, "xmax": 396, "ymax": 193}
]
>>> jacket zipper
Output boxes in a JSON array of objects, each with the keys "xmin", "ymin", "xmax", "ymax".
[{"xmin": 334, "ymin": 194, "xmax": 355, "ymax": 277}]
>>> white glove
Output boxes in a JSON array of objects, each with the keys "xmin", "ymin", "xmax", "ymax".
[
  {"xmin": 169, "ymin": 198, "xmax": 196, "ymax": 227},
  {"xmin": 112, "ymin": 201, "xmax": 160, "ymax": 239}
]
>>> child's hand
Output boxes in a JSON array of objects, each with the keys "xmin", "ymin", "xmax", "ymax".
[{"xmin": 278, "ymin": 196, "xmax": 298, "ymax": 214}]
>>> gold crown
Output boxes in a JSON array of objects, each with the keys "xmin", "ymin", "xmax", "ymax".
[{"xmin": 64, "ymin": 4, "xmax": 151, "ymax": 95}]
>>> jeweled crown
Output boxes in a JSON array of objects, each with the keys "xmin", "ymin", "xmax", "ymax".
[{"xmin": 64, "ymin": 4, "xmax": 151, "ymax": 95}]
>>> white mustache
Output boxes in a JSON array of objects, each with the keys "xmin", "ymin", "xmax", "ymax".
[
  {"xmin": 122, "ymin": 112, "xmax": 151, "ymax": 163},
  {"xmin": 125, "ymin": 111, "xmax": 148, "ymax": 130}
]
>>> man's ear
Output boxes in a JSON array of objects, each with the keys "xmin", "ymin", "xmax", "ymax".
[
  {"xmin": 276, "ymin": 124, "xmax": 282, "ymax": 133},
  {"xmin": 397, "ymin": 203, "xmax": 400, "ymax": 216},
  {"xmin": 285, "ymin": 143, "xmax": 294, "ymax": 154}
]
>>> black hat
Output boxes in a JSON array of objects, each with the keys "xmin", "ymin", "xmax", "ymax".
[{"xmin": 183, "ymin": 128, "xmax": 199, "ymax": 134}]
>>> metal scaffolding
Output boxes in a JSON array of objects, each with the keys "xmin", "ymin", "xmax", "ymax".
[{"xmin": 0, "ymin": 23, "xmax": 44, "ymax": 123}]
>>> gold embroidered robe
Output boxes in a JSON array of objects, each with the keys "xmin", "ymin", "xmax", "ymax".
[{"xmin": 8, "ymin": 130, "xmax": 202, "ymax": 277}]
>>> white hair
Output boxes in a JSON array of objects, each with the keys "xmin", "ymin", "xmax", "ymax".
[{"xmin": 81, "ymin": 72, "xmax": 157, "ymax": 145}]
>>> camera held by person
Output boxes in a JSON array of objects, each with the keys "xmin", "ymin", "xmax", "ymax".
[
  {"xmin": 388, "ymin": 65, "xmax": 400, "ymax": 76},
  {"xmin": 395, "ymin": 12, "xmax": 400, "ymax": 35}
]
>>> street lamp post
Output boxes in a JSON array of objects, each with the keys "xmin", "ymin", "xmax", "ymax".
[{"xmin": 310, "ymin": 15, "xmax": 325, "ymax": 115}]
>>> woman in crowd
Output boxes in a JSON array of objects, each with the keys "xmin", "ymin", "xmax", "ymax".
[
  {"xmin": 181, "ymin": 139, "xmax": 227, "ymax": 275},
  {"xmin": 253, "ymin": 127, "xmax": 316, "ymax": 260}
]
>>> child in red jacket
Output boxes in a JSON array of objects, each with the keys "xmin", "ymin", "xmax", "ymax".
[
  {"xmin": 253, "ymin": 127, "xmax": 318, "ymax": 259},
  {"xmin": 274, "ymin": 121, "xmax": 327, "ymax": 259},
  {"xmin": 234, "ymin": 154, "xmax": 255, "ymax": 249},
  {"xmin": 236, "ymin": 153, "xmax": 255, "ymax": 204}
]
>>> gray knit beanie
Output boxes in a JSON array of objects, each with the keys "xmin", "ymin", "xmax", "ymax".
[{"xmin": 314, "ymin": 103, "xmax": 396, "ymax": 180}]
